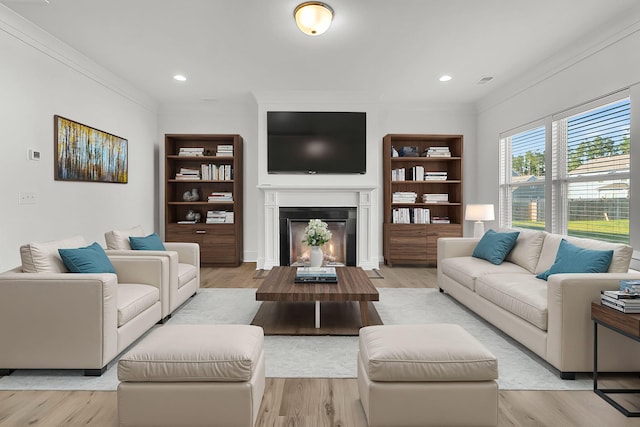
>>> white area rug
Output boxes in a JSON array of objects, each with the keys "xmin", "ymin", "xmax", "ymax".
[{"xmin": 0, "ymin": 288, "xmax": 592, "ymax": 391}]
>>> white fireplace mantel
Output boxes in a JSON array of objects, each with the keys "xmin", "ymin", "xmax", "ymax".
[{"xmin": 257, "ymin": 184, "xmax": 379, "ymax": 270}]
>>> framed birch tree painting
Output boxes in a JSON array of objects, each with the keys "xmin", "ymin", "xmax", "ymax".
[{"xmin": 54, "ymin": 115, "xmax": 128, "ymax": 183}]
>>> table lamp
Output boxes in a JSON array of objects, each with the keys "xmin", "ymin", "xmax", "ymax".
[{"xmin": 465, "ymin": 204, "xmax": 495, "ymax": 238}]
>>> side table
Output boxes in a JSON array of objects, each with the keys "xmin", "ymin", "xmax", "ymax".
[{"xmin": 591, "ymin": 301, "xmax": 640, "ymax": 417}]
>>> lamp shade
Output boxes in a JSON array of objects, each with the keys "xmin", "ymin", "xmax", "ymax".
[
  {"xmin": 294, "ymin": 2, "xmax": 333, "ymax": 35},
  {"xmin": 465, "ymin": 204, "xmax": 495, "ymax": 222}
]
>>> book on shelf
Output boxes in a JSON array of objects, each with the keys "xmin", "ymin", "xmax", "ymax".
[
  {"xmin": 430, "ymin": 216, "xmax": 451, "ymax": 224},
  {"xmin": 424, "ymin": 147, "xmax": 451, "ymax": 157},
  {"xmin": 424, "ymin": 171, "xmax": 448, "ymax": 181},
  {"xmin": 177, "ymin": 220, "xmax": 197, "ymax": 224},
  {"xmin": 392, "ymin": 207, "xmax": 430, "ymax": 224},
  {"xmin": 422, "ymin": 193, "xmax": 449, "ymax": 203},
  {"xmin": 208, "ymin": 192, "xmax": 233, "ymax": 202},
  {"xmin": 175, "ymin": 167, "xmax": 201, "ymax": 180},
  {"xmin": 178, "ymin": 147, "xmax": 205, "ymax": 156},
  {"xmin": 392, "ymin": 168, "xmax": 406, "ymax": 181},
  {"xmin": 206, "ymin": 210, "xmax": 233, "ymax": 223},
  {"xmin": 216, "ymin": 145, "xmax": 234, "ymax": 156},
  {"xmin": 601, "ymin": 298, "xmax": 640, "ymax": 313},
  {"xmin": 392, "ymin": 191, "xmax": 417, "ymax": 203}
]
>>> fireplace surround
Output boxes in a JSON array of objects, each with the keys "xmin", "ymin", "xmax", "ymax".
[
  {"xmin": 257, "ymin": 185, "xmax": 378, "ymax": 270},
  {"xmin": 279, "ymin": 207, "xmax": 357, "ymax": 266}
]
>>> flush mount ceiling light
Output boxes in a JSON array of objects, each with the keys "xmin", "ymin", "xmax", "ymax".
[
  {"xmin": 294, "ymin": 2, "xmax": 334, "ymax": 36},
  {"xmin": 439, "ymin": 75, "xmax": 452, "ymax": 82},
  {"xmin": 173, "ymin": 74, "xmax": 187, "ymax": 81}
]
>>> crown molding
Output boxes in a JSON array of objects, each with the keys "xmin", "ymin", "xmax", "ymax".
[
  {"xmin": 0, "ymin": 4, "xmax": 158, "ymax": 113},
  {"xmin": 476, "ymin": 8, "xmax": 640, "ymax": 114}
]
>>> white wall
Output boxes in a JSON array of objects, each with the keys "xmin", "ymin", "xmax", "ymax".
[
  {"xmin": 0, "ymin": 7, "xmax": 158, "ymax": 270},
  {"xmin": 476, "ymin": 19, "xmax": 640, "ymax": 250}
]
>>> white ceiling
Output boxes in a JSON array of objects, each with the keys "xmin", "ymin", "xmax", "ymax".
[{"xmin": 3, "ymin": 0, "xmax": 639, "ymax": 106}]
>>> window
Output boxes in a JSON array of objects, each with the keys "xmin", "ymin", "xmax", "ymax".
[
  {"xmin": 500, "ymin": 92, "xmax": 630, "ymax": 244},
  {"xmin": 499, "ymin": 124, "xmax": 546, "ymax": 231},
  {"xmin": 552, "ymin": 96, "xmax": 630, "ymax": 243}
]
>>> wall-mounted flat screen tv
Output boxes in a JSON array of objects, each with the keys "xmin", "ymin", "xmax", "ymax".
[{"xmin": 267, "ymin": 111, "xmax": 366, "ymax": 174}]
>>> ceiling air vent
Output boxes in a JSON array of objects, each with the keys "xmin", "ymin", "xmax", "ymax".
[{"xmin": 477, "ymin": 76, "xmax": 494, "ymax": 84}]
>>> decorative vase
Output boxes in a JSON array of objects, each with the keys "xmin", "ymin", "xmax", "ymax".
[{"xmin": 310, "ymin": 246, "xmax": 323, "ymax": 267}]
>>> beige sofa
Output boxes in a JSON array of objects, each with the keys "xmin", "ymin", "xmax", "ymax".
[
  {"xmin": 104, "ymin": 226, "xmax": 200, "ymax": 319},
  {"xmin": 437, "ymin": 230, "xmax": 640, "ymax": 379},
  {"xmin": 0, "ymin": 236, "xmax": 165, "ymax": 376}
]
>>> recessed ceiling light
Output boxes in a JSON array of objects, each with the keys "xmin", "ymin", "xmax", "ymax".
[
  {"xmin": 439, "ymin": 75, "xmax": 452, "ymax": 82},
  {"xmin": 173, "ymin": 74, "xmax": 187, "ymax": 82}
]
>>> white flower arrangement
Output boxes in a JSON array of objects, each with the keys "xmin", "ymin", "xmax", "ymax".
[{"xmin": 302, "ymin": 219, "xmax": 332, "ymax": 247}]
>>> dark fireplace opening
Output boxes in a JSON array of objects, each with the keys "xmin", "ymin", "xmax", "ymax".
[{"xmin": 279, "ymin": 207, "xmax": 357, "ymax": 266}]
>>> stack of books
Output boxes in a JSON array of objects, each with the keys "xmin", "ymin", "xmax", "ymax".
[
  {"xmin": 294, "ymin": 267, "xmax": 338, "ymax": 284},
  {"xmin": 206, "ymin": 210, "xmax": 227, "ymax": 224},
  {"xmin": 216, "ymin": 145, "xmax": 234, "ymax": 156},
  {"xmin": 424, "ymin": 147, "xmax": 451, "ymax": 157},
  {"xmin": 424, "ymin": 171, "xmax": 448, "ymax": 181},
  {"xmin": 422, "ymin": 193, "xmax": 449, "ymax": 203},
  {"xmin": 178, "ymin": 147, "xmax": 204, "ymax": 156},
  {"xmin": 431, "ymin": 216, "xmax": 451, "ymax": 224},
  {"xmin": 175, "ymin": 167, "xmax": 201, "ymax": 180},
  {"xmin": 600, "ymin": 290, "xmax": 640, "ymax": 313},
  {"xmin": 392, "ymin": 192, "xmax": 417, "ymax": 203},
  {"xmin": 208, "ymin": 192, "xmax": 233, "ymax": 202}
]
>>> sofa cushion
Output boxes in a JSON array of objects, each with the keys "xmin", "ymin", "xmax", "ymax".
[
  {"xmin": 104, "ymin": 225, "xmax": 145, "ymax": 250},
  {"xmin": 535, "ymin": 234, "xmax": 630, "ymax": 274},
  {"xmin": 58, "ymin": 242, "xmax": 116, "ymax": 274},
  {"xmin": 178, "ymin": 263, "xmax": 197, "ymax": 289},
  {"xmin": 472, "ymin": 229, "xmax": 520, "ymax": 265},
  {"xmin": 118, "ymin": 325, "xmax": 264, "ymax": 382},
  {"xmin": 476, "ymin": 273, "xmax": 548, "ymax": 330},
  {"xmin": 504, "ymin": 229, "xmax": 547, "ymax": 273},
  {"xmin": 359, "ymin": 324, "xmax": 498, "ymax": 382},
  {"xmin": 440, "ymin": 256, "xmax": 529, "ymax": 291},
  {"xmin": 129, "ymin": 233, "xmax": 166, "ymax": 251},
  {"xmin": 20, "ymin": 235, "xmax": 87, "ymax": 273},
  {"xmin": 536, "ymin": 239, "xmax": 613, "ymax": 281},
  {"xmin": 117, "ymin": 284, "xmax": 160, "ymax": 327}
]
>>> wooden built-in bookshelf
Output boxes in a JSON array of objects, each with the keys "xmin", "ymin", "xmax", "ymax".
[
  {"xmin": 164, "ymin": 134, "xmax": 243, "ymax": 266},
  {"xmin": 383, "ymin": 134, "xmax": 463, "ymax": 266}
]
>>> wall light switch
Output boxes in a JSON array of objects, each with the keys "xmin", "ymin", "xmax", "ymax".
[{"xmin": 19, "ymin": 192, "xmax": 37, "ymax": 205}]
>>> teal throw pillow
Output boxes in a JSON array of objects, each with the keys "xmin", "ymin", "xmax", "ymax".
[
  {"xmin": 536, "ymin": 239, "xmax": 613, "ymax": 281},
  {"xmin": 58, "ymin": 242, "xmax": 116, "ymax": 274},
  {"xmin": 472, "ymin": 229, "xmax": 520, "ymax": 265},
  {"xmin": 129, "ymin": 233, "xmax": 166, "ymax": 251}
]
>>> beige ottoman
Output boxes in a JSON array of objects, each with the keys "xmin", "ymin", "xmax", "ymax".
[
  {"xmin": 358, "ymin": 324, "xmax": 498, "ymax": 427},
  {"xmin": 117, "ymin": 324, "xmax": 265, "ymax": 427}
]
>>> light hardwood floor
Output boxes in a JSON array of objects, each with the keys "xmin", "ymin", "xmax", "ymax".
[{"xmin": 1, "ymin": 263, "xmax": 640, "ymax": 426}]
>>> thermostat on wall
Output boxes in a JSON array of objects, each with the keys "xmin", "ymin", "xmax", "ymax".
[{"xmin": 28, "ymin": 149, "xmax": 41, "ymax": 161}]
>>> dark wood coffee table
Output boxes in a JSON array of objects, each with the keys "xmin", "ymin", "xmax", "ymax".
[{"xmin": 255, "ymin": 266, "xmax": 380, "ymax": 331}]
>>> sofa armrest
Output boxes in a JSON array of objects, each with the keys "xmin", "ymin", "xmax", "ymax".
[
  {"xmin": 163, "ymin": 242, "xmax": 200, "ymax": 267},
  {"xmin": 0, "ymin": 269, "xmax": 118, "ymax": 369},
  {"xmin": 437, "ymin": 237, "xmax": 480, "ymax": 264},
  {"xmin": 109, "ymin": 255, "xmax": 169, "ymax": 289},
  {"xmin": 546, "ymin": 272, "xmax": 640, "ymax": 372}
]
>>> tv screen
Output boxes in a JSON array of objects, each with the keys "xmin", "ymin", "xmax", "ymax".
[{"xmin": 267, "ymin": 111, "xmax": 366, "ymax": 174}]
